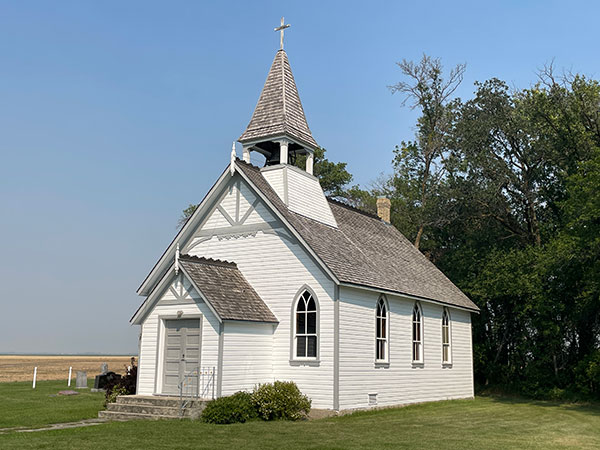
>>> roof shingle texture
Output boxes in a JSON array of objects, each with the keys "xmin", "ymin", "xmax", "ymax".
[
  {"xmin": 236, "ymin": 160, "xmax": 479, "ymax": 311},
  {"xmin": 179, "ymin": 255, "xmax": 278, "ymax": 323},
  {"xmin": 238, "ymin": 50, "xmax": 318, "ymax": 149}
]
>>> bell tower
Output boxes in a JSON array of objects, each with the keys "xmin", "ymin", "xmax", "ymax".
[
  {"xmin": 237, "ymin": 18, "xmax": 337, "ymax": 228},
  {"xmin": 238, "ymin": 18, "xmax": 317, "ymax": 174}
]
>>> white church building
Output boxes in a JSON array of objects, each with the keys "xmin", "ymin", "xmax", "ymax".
[{"xmin": 131, "ymin": 34, "xmax": 479, "ymax": 412}]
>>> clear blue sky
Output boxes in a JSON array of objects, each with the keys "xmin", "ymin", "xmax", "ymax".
[{"xmin": 1, "ymin": 0, "xmax": 597, "ymax": 354}]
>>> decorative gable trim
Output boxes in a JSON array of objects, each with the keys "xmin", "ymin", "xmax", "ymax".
[
  {"xmin": 235, "ymin": 166, "xmax": 339, "ymax": 283},
  {"xmin": 131, "ymin": 263, "xmax": 224, "ymax": 326},
  {"xmin": 137, "ymin": 162, "xmax": 338, "ymax": 299},
  {"xmin": 131, "ymin": 264, "xmax": 217, "ymax": 325}
]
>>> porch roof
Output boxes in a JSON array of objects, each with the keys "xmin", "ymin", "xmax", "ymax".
[{"xmin": 179, "ymin": 254, "xmax": 278, "ymax": 323}]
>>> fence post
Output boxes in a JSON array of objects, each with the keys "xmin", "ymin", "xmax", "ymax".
[
  {"xmin": 68, "ymin": 366, "xmax": 72, "ymax": 387},
  {"xmin": 32, "ymin": 367, "xmax": 37, "ymax": 389}
]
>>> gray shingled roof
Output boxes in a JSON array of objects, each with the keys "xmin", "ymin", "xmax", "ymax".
[
  {"xmin": 238, "ymin": 50, "xmax": 318, "ymax": 149},
  {"xmin": 236, "ymin": 160, "xmax": 479, "ymax": 312},
  {"xmin": 179, "ymin": 254, "xmax": 278, "ymax": 323}
]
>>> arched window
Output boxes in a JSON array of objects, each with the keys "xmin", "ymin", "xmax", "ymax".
[
  {"xmin": 376, "ymin": 297, "xmax": 389, "ymax": 362},
  {"xmin": 412, "ymin": 303, "xmax": 423, "ymax": 363},
  {"xmin": 294, "ymin": 290, "xmax": 318, "ymax": 358},
  {"xmin": 442, "ymin": 308, "xmax": 451, "ymax": 364}
]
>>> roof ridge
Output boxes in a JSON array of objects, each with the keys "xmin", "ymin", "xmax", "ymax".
[
  {"xmin": 280, "ymin": 50, "xmax": 287, "ymax": 124},
  {"xmin": 235, "ymin": 157, "xmax": 262, "ymax": 171},
  {"xmin": 179, "ymin": 254, "xmax": 237, "ymax": 268},
  {"xmin": 327, "ymin": 197, "xmax": 381, "ymax": 221}
]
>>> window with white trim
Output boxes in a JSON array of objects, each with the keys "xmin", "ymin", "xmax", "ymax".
[
  {"xmin": 375, "ymin": 297, "xmax": 388, "ymax": 361},
  {"xmin": 412, "ymin": 303, "xmax": 423, "ymax": 363},
  {"xmin": 295, "ymin": 290, "xmax": 318, "ymax": 358},
  {"xmin": 442, "ymin": 307, "xmax": 451, "ymax": 364}
]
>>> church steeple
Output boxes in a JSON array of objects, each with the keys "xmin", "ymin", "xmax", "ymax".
[{"xmin": 238, "ymin": 20, "xmax": 317, "ymax": 174}]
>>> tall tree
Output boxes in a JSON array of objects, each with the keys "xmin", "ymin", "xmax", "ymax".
[
  {"xmin": 451, "ymin": 79, "xmax": 553, "ymax": 246},
  {"xmin": 389, "ymin": 55, "xmax": 466, "ymax": 249}
]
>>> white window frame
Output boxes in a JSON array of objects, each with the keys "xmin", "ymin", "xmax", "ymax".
[
  {"xmin": 412, "ymin": 302, "xmax": 424, "ymax": 364},
  {"xmin": 442, "ymin": 307, "xmax": 452, "ymax": 365},
  {"xmin": 291, "ymin": 287, "xmax": 319, "ymax": 361},
  {"xmin": 375, "ymin": 296, "xmax": 389, "ymax": 363}
]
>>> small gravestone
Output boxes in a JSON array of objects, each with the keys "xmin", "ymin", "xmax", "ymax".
[
  {"xmin": 75, "ymin": 371, "xmax": 88, "ymax": 389},
  {"xmin": 100, "ymin": 362, "xmax": 108, "ymax": 375}
]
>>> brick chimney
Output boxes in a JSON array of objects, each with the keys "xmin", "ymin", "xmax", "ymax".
[{"xmin": 376, "ymin": 197, "xmax": 391, "ymax": 223}]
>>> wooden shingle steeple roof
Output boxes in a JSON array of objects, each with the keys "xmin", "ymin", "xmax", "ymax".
[{"xmin": 238, "ymin": 49, "xmax": 318, "ymax": 150}]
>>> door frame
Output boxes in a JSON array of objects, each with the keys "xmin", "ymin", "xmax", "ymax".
[{"xmin": 155, "ymin": 314, "xmax": 203, "ymax": 395}]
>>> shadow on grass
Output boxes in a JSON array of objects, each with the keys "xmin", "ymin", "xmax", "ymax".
[{"xmin": 478, "ymin": 392, "xmax": 600, "ymax": 416}]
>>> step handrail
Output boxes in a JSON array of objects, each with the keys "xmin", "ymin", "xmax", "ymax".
[{"xmin": 178, "ymin": 366, "xmax": 216, "ymax": 416}]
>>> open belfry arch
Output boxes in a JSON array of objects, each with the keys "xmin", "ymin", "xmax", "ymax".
[{"xmin": 122, "ymin": 17, "xmax": 478, "ymax": 419}]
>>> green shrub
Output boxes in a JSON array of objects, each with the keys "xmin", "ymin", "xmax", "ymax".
[
  {"xmin": 104, "ymin": 357, "xmax": 138, "ymax": 406},
  {"xmin": 251, "ymin": 381, "xmax": 311, "ymax": 421},
  {"xmin": 574, "ymin": 350, "xmax": 600, "ymax": 399},
  {"xmin": 547, "ymin": 387, "xmax": 567, "ymax": 401},
  {"xmin": 201, "ymin": 391, "xmax": 258, "ymax": 424},
  {"xmin": 105, "ymin": 385, "xmax": 128, "ymax": 406}
]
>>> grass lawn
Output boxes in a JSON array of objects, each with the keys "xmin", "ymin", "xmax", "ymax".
[
  {"xmin": 0, "ymin": 391, "xmax": 598, "ymax": 449},
  {"xmin": 0, "ymin": 379, "xmax": 105, "ymax": 429}
]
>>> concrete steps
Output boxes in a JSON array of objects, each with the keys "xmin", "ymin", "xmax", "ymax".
[{"xmin": 99, "ymin": 395, "xmax": 208, "ymax": 421}]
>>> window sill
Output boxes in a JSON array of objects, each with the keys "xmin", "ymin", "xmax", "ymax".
[
  {"xmin": 374, "ymin": 362, "xmax": 390, "ymax": 369},
  {"xmin": 289, "ymin": 359, "xmax": 320, "ymax": 367},
  {"xmin": 411, "ymin": 362, "xmax": 424, "ymax": 368},
  {"xmin": 442, "ymin": 363, "xmax": 453, "ymax": 368}
]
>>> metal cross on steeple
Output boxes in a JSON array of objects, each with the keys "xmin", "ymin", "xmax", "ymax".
[{"xmin": 274, "ymin": 17, "xmax": 290, "ymax": 50}]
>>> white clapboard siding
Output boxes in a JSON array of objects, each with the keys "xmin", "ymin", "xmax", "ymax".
[
  {"xmin": 202, "ymin": 208, "xmax": 231, "ymax": 229},
  {"xmin": 286, "ymin": 167, "xmax": 337, "ymax": 227},
  {"xmin": 137, "ymin": 276, "xmax": 220, "ymax": 396},
  {"xmin": 221, "ymin": 321, "xmax": 275, "ymax": 396},
  {"xmin": 238, "ymin": 181, "xmax": 255, "ymax": 213},
  {"xmin": 338, "ymin": 286, "xmax": 474, "ymax": 410},
  {"xmin": 261, "ymin": 168, "xmax": 285, "ymax": 200},
  {"xmin": 219, "ymin": 182, "xmax": 238, "ymax": 220},
  {"xmin": 260, "ymin": 165, "xmax": 337, "ymax": 228},
  {"xmin": 188, "ymin": 177, "xmax": 336, "ymax": 409},
  {"xmin": 239, "ymin": 182, "xmax": 276, "ymax": 225},
  {"xmin": 190, "ymin": 232, "xmax": 335, "ymax": 408}
]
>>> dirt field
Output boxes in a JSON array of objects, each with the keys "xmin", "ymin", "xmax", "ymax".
[{"xmin": 0, "ymin": 355, "xmax": 135, "ymax": 383}]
